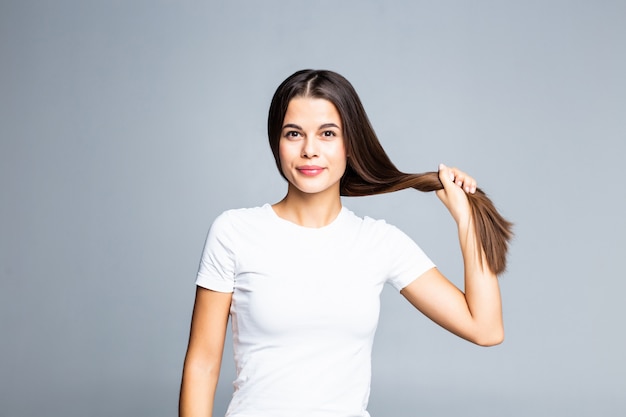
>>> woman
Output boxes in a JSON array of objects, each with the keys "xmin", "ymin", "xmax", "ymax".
[{"xmin": 179, "ymin": 69, "xmax": 512, "ymax": 417}]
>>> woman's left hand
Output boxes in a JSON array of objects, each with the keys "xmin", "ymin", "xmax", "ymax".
[{"xmin": 436, "ymin": 163, "xmax": 476, "ymax": 226}]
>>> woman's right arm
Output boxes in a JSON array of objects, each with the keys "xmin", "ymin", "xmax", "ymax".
[{"xmin": 179, "ymin": 286, "xmax": 232, "ymax": 417}]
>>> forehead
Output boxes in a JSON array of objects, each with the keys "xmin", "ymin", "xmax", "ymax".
[{"xmin": 283, "ymin": 97, "xmax": 341, "ymax": 126}]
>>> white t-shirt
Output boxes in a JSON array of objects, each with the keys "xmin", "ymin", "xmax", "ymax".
[{"xmin": 196, "ymin": 204, "xmax": 435, "ymax": 417}]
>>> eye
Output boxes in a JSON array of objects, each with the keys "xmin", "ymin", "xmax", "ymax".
[
  {"xmin": 321, "ymin": 130, "xmax": 336, "ymax": 137},
  {"xmin": 284, "ymin": 130, "xmax": 301, "ymax": 139}
]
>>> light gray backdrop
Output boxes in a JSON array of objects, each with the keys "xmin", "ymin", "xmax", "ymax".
[{"xmin": 1, "ymin": 1, "xmax": 624, "ymax": 416}]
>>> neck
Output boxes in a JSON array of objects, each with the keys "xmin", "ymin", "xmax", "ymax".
[{"xmin": 272, "ymin": 185, "xmax": 342, "ymax": 228}]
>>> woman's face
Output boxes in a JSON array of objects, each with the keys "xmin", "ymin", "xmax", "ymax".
[{"xmin": 279, "ymin": 97, "xmax": 347, "ymax": 197}]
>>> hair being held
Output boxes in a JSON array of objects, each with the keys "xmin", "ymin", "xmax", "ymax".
[{"xmin": 268, "ymin": 69, "xmax": 513, "ymax": 275}]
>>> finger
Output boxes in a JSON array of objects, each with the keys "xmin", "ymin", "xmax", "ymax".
[
  {"xmin": 438, "ymin": 163, "xmax": 455, "ymax": 189},
  {"xmin": 454, "ymin": 170, "xmax": 465, "ymax": 188},
  {"xmin": 467, "ymin": 178, "xmax": 477, "ymax": 194},
  {"xmin": 446, "ymin": 167, "xmax": 465, "ymax": 189},
  {"xmin": 449, "ymin": 168, "xmax": 477, "ymax": 194},
  {"xmin": 460, "ymin": 174, "xmax": 477, "ymax": 194}
]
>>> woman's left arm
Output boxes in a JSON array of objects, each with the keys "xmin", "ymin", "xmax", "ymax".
[{"xmin": 400, "ymin": 164, "xmax": 504, "ymax": 346}]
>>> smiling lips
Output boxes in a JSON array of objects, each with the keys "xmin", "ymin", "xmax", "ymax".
[{"xmin": 296, "ymin": 165, "xmax": 325, "ymax": 176}]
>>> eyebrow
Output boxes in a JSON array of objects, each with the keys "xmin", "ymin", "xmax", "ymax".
[{"xmin": 281, "ymin": 123, "xmax": 341, "ymax": 130}]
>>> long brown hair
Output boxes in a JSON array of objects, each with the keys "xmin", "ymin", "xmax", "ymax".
[{"xmin": 268, "ymin": 69, "xmax": 513, "ymax": 275}]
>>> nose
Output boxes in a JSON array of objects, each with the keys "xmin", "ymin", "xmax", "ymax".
[{"xmin": 301, "ymin": 137, "xmax": 319, "ymax": 158}]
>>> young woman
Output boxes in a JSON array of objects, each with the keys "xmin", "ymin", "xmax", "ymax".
[{"xmin": 179, "ymin": 69, "xmax": 512, "ymax": 417}]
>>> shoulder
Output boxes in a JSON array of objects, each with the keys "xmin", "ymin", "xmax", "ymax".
[
  {"xmin": 214, "ymin": 204, "xmax": 271, "ymax": 224},
  {"xmin": 341, "ymin": 208, "xmax": 433, "ymax": 280},
  {"xmin": 209, "ymin": 204, "xmax": 272, "ymax": 235},
  {"xmin": 342, "ymin": 206, "xmax": 396, "ymax": 229},
  {"xmin": 341, "ymin": 207, "xmax": 407, "ymax": 239}
]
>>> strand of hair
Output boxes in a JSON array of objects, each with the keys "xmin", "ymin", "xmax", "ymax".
[{"xmin": 341, "ymin": 171, "xmax": 513, "ymax": 275}]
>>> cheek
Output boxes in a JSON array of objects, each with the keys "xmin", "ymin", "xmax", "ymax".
[
  {"xmin": 278, "ymin": 141, "xmax": 289, "ymax": 164},
  {"xmin": 277, "ymin": 141, "xmax": 294, "ymax": 177},
  {"xmin": 331, "ymin": 143, "xmax": 348, "ymax": 167}
]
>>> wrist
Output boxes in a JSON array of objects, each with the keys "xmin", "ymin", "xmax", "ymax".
[{"xmin": 455, "ymin": 212, "xmax": 472, "ymax": 232}]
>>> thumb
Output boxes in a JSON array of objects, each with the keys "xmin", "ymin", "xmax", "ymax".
[{"xmin": 438, "ymin": 163, "xmax": 456, "ymax": 190}]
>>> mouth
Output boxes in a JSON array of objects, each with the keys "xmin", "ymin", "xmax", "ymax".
[{"xmin": 296, "ymin": 166, "xmax": 325, "ymax": 176}]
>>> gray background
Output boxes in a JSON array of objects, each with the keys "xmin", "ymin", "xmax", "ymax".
[{"xmin": 1, "ymin": 1, "xmax": 625, "ymax": 416}]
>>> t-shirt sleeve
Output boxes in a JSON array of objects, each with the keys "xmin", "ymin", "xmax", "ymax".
[
  {"xmin": 383, "ymin": 224, "xmax": 436, "ymax": 292},
  {"xmin": 195, "ymin": 211, "xmax": 236, "ymax": 293}
]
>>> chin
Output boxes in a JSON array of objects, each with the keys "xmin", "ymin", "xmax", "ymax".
[{"xmin": 289, "ymin": 181, "xmax": 339, "ymax": 196}]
